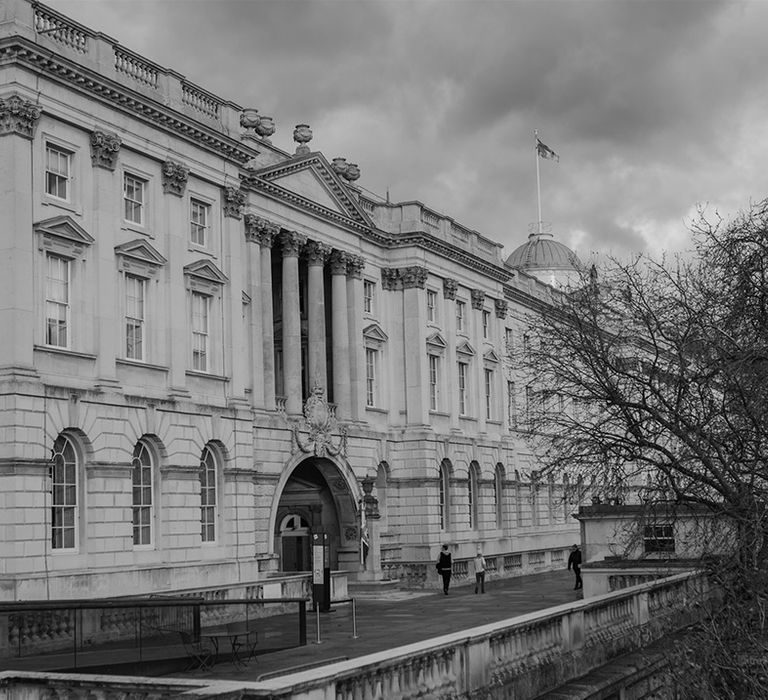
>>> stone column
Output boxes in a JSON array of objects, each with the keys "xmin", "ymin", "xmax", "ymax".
[
  {"xmin": 471, "ymin": 289, "xmax": 487, "ymax": 433},
  {"xmin": 402, "ymin": 266, "xmax": 429, "ymax": 426},
  {"xmin": 304, "ymin": 240, "xmax": 332, "ymax": 393},
  {"xmin": 330, "ymin": 250, "xmax": 350, "ymax": 420},
  {"xmin": 443, "ymin": 278, "xmax": 460, "ymax": 431},
  {"xmin": 259, "ymin": 221, "xmax": 278, "ymax": 411},
  {"xmin": 244, "ymin": 215, "xmax": 265, "ymax": 409},
  {"xmin": 280, "ymin": 230, "xmax": 306, "ymax": 415},
  {"xmin": 346, "ymin": 255, "xmax": 366, "ymax": 421}
]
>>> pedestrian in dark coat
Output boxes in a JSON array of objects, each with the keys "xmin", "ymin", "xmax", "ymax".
[
  {"xmin": 567, "ymin": 544, "xmax": 583, "ymax": 590},
  {"xmin": 436, "ymin": 544, "xmax": 452, "ymax": 595}
]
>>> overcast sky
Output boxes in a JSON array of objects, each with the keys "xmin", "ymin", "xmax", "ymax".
[{"xmin": 48, "ymin": 0, "xmax": 768, "ymax": 261}]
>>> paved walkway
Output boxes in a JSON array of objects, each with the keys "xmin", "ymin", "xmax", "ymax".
[{"xmin": 180, "ymin": 569, "xmax": 582, "ymax": 682}]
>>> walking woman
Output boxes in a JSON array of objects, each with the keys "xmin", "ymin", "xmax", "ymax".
[{"xmin": 436, "ymin": 544, "xmax": 453, "ymax": 595}]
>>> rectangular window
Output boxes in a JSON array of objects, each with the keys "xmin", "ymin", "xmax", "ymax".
[
  {"xmin": 125, "ymin": 274, "xmax": 145, "ymax": 361},
  {"xmin": 45, "ymin": 145, "xmax": 71, "ymax": 200},
  {"xmin": 363, "ymin": 280, "xmax": 375, "ymax": 314},
  {"xmin": 482, "ymin": 310, "xmax": 490, "ymax": 339},
  {"xmin": 505, "ymin": 328, "xmax": 513, "ymax": 355},
  {"xmin": 123, "ymin": 173, "xmax": 146, "ymax": 225},
  {"xmin": 45, "ymin": 253, "xmax": 69, "ymax": 348},
  {"xmin": 644, "ymin": 524, "xmax": 675, "ymax": 553},
  {"xmin": 191, "ymin": 292, "xmax": 209, "ymax": 371},
  {"xmin": 190, "ymin": 199, "xmax": 209, "ymax": 246},
  {"xmin": 365, "ymin": 347, "xmax": 377, "ymax": 407},
  {"xmin": 485, "ymin": 368, "xmax": 493, "ymax": 420},
  {"xmin": 426, "ymin": 289, "xmax": 437, "ymax": 323},
  {"xmin": 507, "ymin": 380, "xmax": 517, "ymax": 428},
  {"xmin": 429, "ymin": 354, "xmax": 440, "ymax": 411},
  {"xmin": 458, "ymin": 361, "xmax": 468, "ymax": 415},
  {"xmin": 456, "ymin": 300, "xmax": 466, "ymax": 332}
]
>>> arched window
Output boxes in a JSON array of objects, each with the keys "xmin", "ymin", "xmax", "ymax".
[
  {"xmin": 51, "ymin": 434, "xmax": 78, "ymax": 550},
  {"xmin": 494, "ymin": 463, "xmax": 505, "ymax": 529},
  {"xmin": 200, "ymin": 444, "xmax": 218, "ymax": 543},
  {"xmin": 439, "ymin": 460, "xmax": 451, "ymax": 530},
  {"xmin": 131, "ymin": 441, "xmax": 154, "ymax": 547},
  {"xmin": 468, "ymin": 461, "xmax": 480, "ymax": 529}
]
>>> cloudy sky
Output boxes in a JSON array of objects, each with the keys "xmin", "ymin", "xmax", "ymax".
[{"xmin": 48, "ymin": 0, "xmax": 768, "ymax": 261}]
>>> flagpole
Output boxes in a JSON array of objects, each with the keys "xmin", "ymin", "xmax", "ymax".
[{"xmin": 534, "ymin": 129, "xmax": 542, "ymax": 235}]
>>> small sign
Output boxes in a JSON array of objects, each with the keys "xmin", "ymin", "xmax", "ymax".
[{"xmin": 312, "ymin": 545, "xmax": 324, "ymax": 584}]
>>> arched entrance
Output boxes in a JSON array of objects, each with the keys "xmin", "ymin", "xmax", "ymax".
[{"xmin": 274, "ymin": 456, "xmax": 360, "ymax": 572}]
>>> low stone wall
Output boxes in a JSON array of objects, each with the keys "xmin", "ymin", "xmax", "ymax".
[{"xmin": 0, "ymin": 571, "xmax": 714, "ymax": 699}]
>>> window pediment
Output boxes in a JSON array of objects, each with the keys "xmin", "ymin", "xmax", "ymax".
[
  {"xmin": 35, "ymin": 215, "xmax": 94, "ymax": 259},
  {"xmin": 426, "ymin": 332, "xmax": 447, "ymax": 355},
  {"xmin": 483, "ymin": 349, "xmax": 500, "ymax": 364},
  {"xmin": 184, "ymin": 259, "xmax": 228, "ymax": 294},
  {"xmin": 456, "ymin": 340, "xmax": 476, "ymax": 357},
  {"xmin": 115, "ymin": 239, "xmax": 167, "ymax": 277},
  {"xmin": 363, "ymin": 323, "xmax": 388, "ymax": 347}
]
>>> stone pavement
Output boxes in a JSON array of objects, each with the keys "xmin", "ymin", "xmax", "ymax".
[{"xmin": 181, "ymin": 569, "xmax": 582, "ymax": 682}]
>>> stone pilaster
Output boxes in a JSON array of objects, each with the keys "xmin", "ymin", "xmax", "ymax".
[
  {"xmin": 304, "ymin": 240, "xmax": 332, "ymax": 393},
  {"xmin": 330, "ymin": 250, "xmax": 350, "ymax": 419},
  {"xmin": 280, "ymin": 230, "xmax": 306, "ymax": 415},
  {"xmin": 244, "ymin": 215, "xmax": 265, "ymax": 408},
  {"xmin": 257, "ymin": 219, "xmax": 278, "ymax": 410},
  {"xmin": 445, "ymin": 281, "xmax": 460, "ymax": 431},
  {"xmin": 402, "ymin": 265, "xmax": 429, "ymax": 426},
  {"xmin": 346, "ymin": 254, "xmax": 366, "ymax": 421}
]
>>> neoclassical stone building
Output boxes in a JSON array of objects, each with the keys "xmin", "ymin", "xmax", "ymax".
[{"xmin": 0, "ymin": 0, "xmax": 582, "ymax": 599}]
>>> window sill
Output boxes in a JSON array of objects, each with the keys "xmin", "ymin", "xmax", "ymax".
[
  {"xmin": 185, "ymin": 370, "xmax": 229, "ymax": 382},
  {"xmin": 121, "ymin": 222, "xmax": 153, "ymax": 238},
  {"xmin": 116, "ymin": 358, "xmax": 169, "ymax": 372},
  {"xmin": 429, "ymin": 410, "xmax": 450, "ymax": 417},
  {"xmin": 365, "ymin": 406, "xmax": 389, "ymax": 414},
  {"xmin": 42, "ymin": 197, "xmax": 82, "ymax": 216},
  {"xmin": 34, "ymin": 345, "xmax": 97, "ymax": 361},
  {"xmin": 188, "ymin": 243, "xmax": 216, "ymax": 258}
]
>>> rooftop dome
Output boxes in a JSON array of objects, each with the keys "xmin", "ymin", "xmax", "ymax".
[{"xmin": 505, "ymin": 232, "xmax": 581, "ymax": 272}]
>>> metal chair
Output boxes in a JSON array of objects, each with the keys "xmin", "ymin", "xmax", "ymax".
[{"xmin": 179, "ymin": 631, "xmax": 215, "ymax": 671}]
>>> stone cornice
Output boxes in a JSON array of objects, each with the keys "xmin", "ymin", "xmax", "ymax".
[{"xmin": 1, "ymin": 37, "xmax": 255, "ymax": 163}]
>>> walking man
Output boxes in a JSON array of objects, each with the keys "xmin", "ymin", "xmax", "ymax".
[
  {"xmin": 474, "ymin": 549, "xmax": 486, "ymax": 594},
  {"xmin": 436, "ymin": 544, "xmax": 452, "ymax": 595},
  {"xmin": 567, "ymin": 543, "xmax": 583, "ymax": 590}
]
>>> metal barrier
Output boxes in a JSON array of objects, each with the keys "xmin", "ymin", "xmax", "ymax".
[{"xmin": 313, "ymin": 597, "xmax": 358, "ymax": 646}]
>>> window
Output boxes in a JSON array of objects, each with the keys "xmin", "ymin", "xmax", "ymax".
[
  {"xmin": 468, "ymin": 463, "xmax": 479, "ymax": 529},
  {"xmin": 125, "ymin": 274, "xmax": 145, "ymax": 360},
  {"xmin": 644, "ymin": 524, "xmax": 675, "ymax": 553},
  {"xmin": 494, "ymin": 464, "xmax": 504, "ymax": 529},
  {"xmin": 439, "ymin": 461, "xmax": 450, "ymax": 530},
  {"xmin": 191, "ymin": 292, "xmax": 209, "ymax": 371},
  {"xmin": 45, "ymin": 145, "xmax": 71, "ymax": 200},
  {"xmin": 484, "ymin": 368, "xmax": 494, "ymax": 420},
  {"xmin": 363, "ymin": 280, "xmax": 375, "ymax": 315},
  {"xmin": 482, "ymin": 310, "xmax": 490, "ymax": 339},
  {"xmin": 45, "ymin": 253, "xmax": 69, "ymax": 348},
  {"xmin": 429, "ymin": 354, "xmax": 440, "ymax": 411},
  {"xmin": 458, "ymin": 361, "xmax": 468, "ymax": 415},
  {"xmin": 426, "ymin": 289, "xmax": 437, "ymax": 323},
  {"xmin": 124, "ymin": 173, "xmax": 146, "ymax": 225},
  {"xmin": 505, "ymin": 327, "xmax": 513, "ymax": 354},
  {"xmin": 456, "ymin": 300, "xmax": 466, "ymax": 332},
  {"xmin": 190, "ymin": 199, "xmax": 209, "ymax": 246},
  {"xmin": 200, "ymin": 445, "xmax": 217, "ymax": 543},
  {"xmin": 366, "ymin": 347, "xmax": 378, "ymax": 406},
  {"xmin": 132, "ymin": 442, "xmax": 153, "ymax": 547},
  {"xmin": 51, "ymin": 434, "xmax": 77, "ymax": 550},
  {"xmin": 507, "ymin": 380, "xmax": 517, "ymax": 428}
]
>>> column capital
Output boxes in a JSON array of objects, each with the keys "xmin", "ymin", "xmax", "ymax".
[
  {"xmin": 381, "ymin": 267, "xmax": 401, "ymax": 291},
  {"xmin": 401, "ymin": 265, "xmax": 428, "ymax": 290},
  {"xmin": 280, "ymin": 230, "xmax": 307, "ymax": 257},
  {"xmin": 471, "ymin": 288, "xmax": 486, "ymax": 310},
  {"xmin": 161, "ymin": 159, "xmax": 189, "ymax": 197},
  {"xmin": 223, "ymin": 186, "xmax": 246, "ymax": 220},
  {"xmin": 304, "ymin": 240, "xmax": 332, "ymax": 266},
  {"xmin": 0, "ymin": 93, "xmax": 41, "ymax": 140},
  {"xmin": 346, "ymin": 254, "xmax": 366, "ymax": 279},
  {"xmin": 494, "ymin": 298, "xmax": 509, "ymax": 319},
  {"xmin": 244, "ymin": 214, "xmax": 279, "ymax": 247},
  {"xmin": 443, "ymin": 277, "xmax": 458, "ymax": 300},
  {"xmin": 90, "ymin": 129, "xmax": 122, "ymax": 171},
  {"xmin": 329, "ymin": 249, "xmax": 349, "ymax": 275}
]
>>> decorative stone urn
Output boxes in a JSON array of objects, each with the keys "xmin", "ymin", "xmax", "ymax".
[
  {"xmin": 331, "ymin": 157, "xmax": 348, "ymax": 176},
  {"xmin": 343, "ymin": 163, "xmax": 360, "ymax": 182},
  {"xmin": 293, "ymin": 124, "xmax": 313, "ymax": 154},
  {"xmin": 255, "ymin": 116, "xmax": 275, "ymax": 141},
  {"xmin": 239, "ymin": 108, "xmax": 260, "ymax": 132}
]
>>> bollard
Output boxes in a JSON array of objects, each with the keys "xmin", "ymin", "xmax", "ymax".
[
  {"xmin": 352, "ymin": 598, "xmax": 358, "ymax": 639},
  {"xmin": 314, "ymin": 606, "xmax": 322, "ymax": 644}
]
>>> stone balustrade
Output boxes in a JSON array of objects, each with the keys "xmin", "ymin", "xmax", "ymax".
[{"xmin": 0, "ymin": 571, "xmax": 714, "ymax": 699}]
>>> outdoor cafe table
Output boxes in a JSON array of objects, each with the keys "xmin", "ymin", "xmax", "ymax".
[{"xmin": 201, "ymin": 620, "xmax": 258, "ymax": 667}]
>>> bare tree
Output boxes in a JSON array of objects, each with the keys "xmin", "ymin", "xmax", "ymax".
[{"xmin": 517, "ymin": 200, "xmax": 768, "ymax": 698}]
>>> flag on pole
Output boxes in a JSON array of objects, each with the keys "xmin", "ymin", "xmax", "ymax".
[{"xmin": 536, "ymin": 137, "xmax": 559, "ymax": 162}]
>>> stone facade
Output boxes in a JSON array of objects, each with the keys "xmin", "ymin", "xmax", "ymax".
[{"xmin": 0, "ymin": 0, "xmax": 580, "ymax": 600}]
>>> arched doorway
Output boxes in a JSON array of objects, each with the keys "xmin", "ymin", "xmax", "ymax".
[{"xmin": 274, "ymin": 456, "xmax": 360, "ymax": 572}]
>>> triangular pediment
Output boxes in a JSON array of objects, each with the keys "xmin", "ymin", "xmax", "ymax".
[
  {"xmin": 247, "ymin": 152, "xmax": 373, "ymax": 229},
  {"xmin": 483, "ymin": 349, "xmax": 500, "ymax": 364},
  {"xmin": 363, "ymin": 323, "xmax": 388, "ymax": 344},
  {"xmin": 114, "ymin": 239, "xmax": 167, "ymax": 266},
  {"xmin": 456, "ymin": 340, "xmax": 476, "ymax": 357},
  {"xmin": 34, "ymin": 215, "xmax": 94, "ymax": 246},
  {"xmin": 183, "ymin": 259, "xmax": 228, "ymax": 284},
  {"xmin": 426, "ymin": 332, "xmax": 447, "ymax": 349}
]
